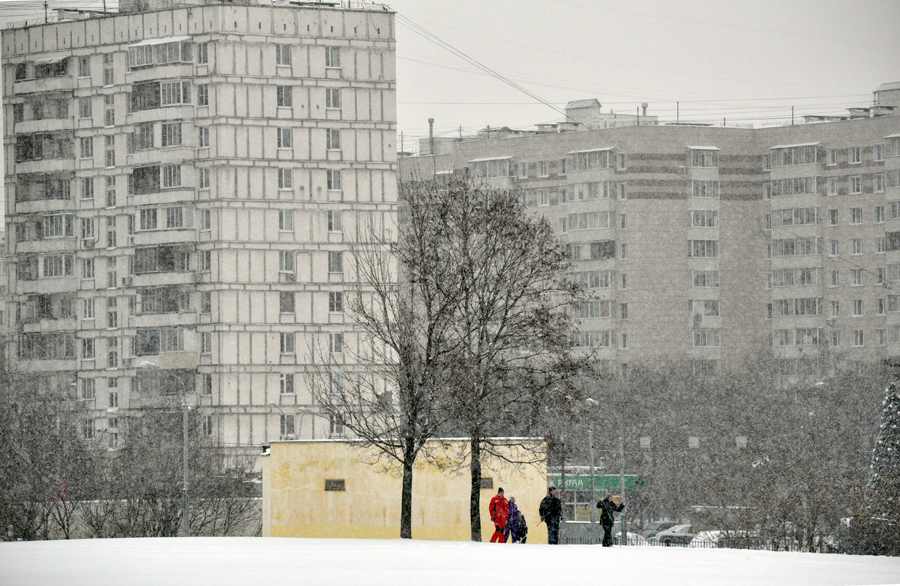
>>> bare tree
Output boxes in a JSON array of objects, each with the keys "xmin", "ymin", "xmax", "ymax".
[
  {"xmin": 310, "ymin": 176, "xmax": 460, "ymax": 539},
  {"xmin": 431, "ymin": 177, "xmax": 586, "ymax": 541}
]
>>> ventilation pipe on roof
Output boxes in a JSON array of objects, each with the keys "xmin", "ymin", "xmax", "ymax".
[{"xmin": 428, "ymin": 118, "xmax": 435, "ymax": 156}]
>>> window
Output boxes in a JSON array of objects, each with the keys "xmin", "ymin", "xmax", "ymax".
[
  {"xmin": 198, "ymin": 127, "xmax": 209, "ymax": 148},
  {"xmin": 875, "ymin": 173, "xmax": 885, "ymax": 192},
  {"xmin": 83, "ymin": 298, "xmax": 96, "ymax": 319},
  {"xmin": 139, "ymin": 208, "xmax": 158, "ymax": 231},
  {"xmin": 82, "ymin": 338, "xmax": 95, "ymax": 360},
  {"xmin": 875, "ymin": 205, "xmax": 885, "ymax": 223},
  {"xmin": 620, "ymin": 273, "xmax": 628, "ymax": 290},
  {"xmin": 201, "ymin": 291, "xmax": 212, "ymax": 314},
  {"xmin": 79, "ymin": 96, "xmax": 92, "ymax": 119},
  {"xmin": 81, "ymin": 217, "xmax": 95, "ymax": 240},
  {"xmin": 82, "ymin": 378, "xmax": 96, "ymax": 400},
  {"xmin": 280, "ymin": 291, "xmax": 295, "ymax": 314},
  {"xmin": 688, "ymin": 240, "xmax": 718, "ymax": 258},
  {"xmin": 132, "ymin": 122, "xmax": 154, "ymax": 151},
  {"xmin": 829, "ymin": 270, "xmax": 839, "ymax": 287},
  {"xmin": 279, "ymin": 210, "xmax": 294, "ymax": 231},
  {"xmin": 849, "ymin": 146, "xmax": 861, "ymax": 164},
  {"xmin": 827, "ymin": 148, "xmax": 838, "ymax": 166},
  {"xmin": 280, "ymin": 414, "xmax": 296, "ymax": 439},
  {"xmin": 326, "ymin": 129, "xmax": 341, "ymax": 151},
  {"xmin": 329, "ymin": 333, "xmax": 343, "ymax": 354},
  {"xmin": 853, "ymin": 299, "xmax": 864, "ymax": 316},
  {"xmin": 198, "ymin": 168, "xmax": 210, "ymax": 189},
  {"xmin": 269, "ymin": 165, "xmax": 292, "ymax": 191},
  {"xmin": 160, "ymin": 81, "xmax": 190, "ymax": 106},
  {"xmin": 328, "ymin": 211, "xmax": 342, "ymax": 232},
  {"xmin": 690, "ymin": 210, "xmax": 718, "ymax": 227},
  {"xmin": 691, "ymin": 180, "xmax": 719, "ymax": 198},
  {"xmin": 200, "ymin": 332, "xmax": 211, "ymax": 354},
  {"xmin": 162, "ymin": 165, "xmax": 181, "ymax": 188},
  {"xmin": 103, "ymin": 53, "xmax": 114, "ymax": 85},
  {"xmin": 278, "ymin": 250, "xmax": 295, "ymax": 274},
  {"xmin": 850, "ymin": 208, "xmax": 863, "ymax": 224},
  {"xmin": 827, "ymin": 209, "xmax": 838, "ymax": 225},
  {"xmin": 79, "ymin": 55, "xmax": 91, "ymax": 77},
  {"xmin": 558, "ymin": 158, "xmax": 567, "ymax": 176},
  {"xmin": 277, "ymin": 128, "xmax": 292, "ymax": 149},
  {"xmin": 198, "ymin": 43, "xmax": 209, "ymax": 65},
  {"xmin": 83, "ymin": 259, "xmax": 95, "ymax": 279},
  {"xmin": 692, "ymin": 270, "xmax": 719, "ymax": 288},
  {"xmin": 103, "ymin": 95, "xmax": 115, "ymax": 126},
  {"xmin": 617, "ymin": 183, "xmax": 627, "ymax": 201},
  {"xmin": 325, "ymin": 46, "xmax": 340, "ymax": 68},
  {"xmin": 537, "ymin": 160, "xmax": 549, "ymax": 177},
  {"xmin": 328, "ymin": 251, "xmax": 343, "ymax": 274},
  {"xmin": 875, "ymin": 144, "xmax": 885, "ymax": 162},
  {"xmin": 105, "ymin": 135, "xmax": 115, "ymax": 167},
  {"xmin": 277, "ymin": 85, "xmax": 293, "ymax": 108},
  {"xmin": 876, "ymin": 236, "xmax": 886, "ymax": 253},
  {"xmin": 280, "ymin": 373, "xmax": 295, "ymax": 395},
  {"xmin": 538, "ymin": 189, "xmax": 549, "ymax": 207},
  {"xmin": 853, "ymin": 330, "xmax": 864, "ymax": 347},
  {"xmin": 81, "ymin": 137, "xmax": 94, "ymax": 159},
  {"xmin": 829, "ymin": 240, "xmax": 839, "ymax": 256},
  {"xmin": 197, "ymin": 250, "xmax": 211, "ymax": 272},
  {"xmin": 280, "ymin": 332, "xmax": 295, "ymax": 354},
  {"xmin": 105, "ymin": 177, "xmax": 116, "ymax": 207},
  {"xmin": 618, "ymin": 213, "xmax": 628, "ymax": 230},
  {"xmin": 202, "ymin": 373, "xmax": 213, "ymax": 396},
  {"xmin": 327, "ymin": 169, "xmax": 342, "ymax": 191},
  {"xmin": 197, "ymin": 84, "xmax": 208, "ymax": 106},
  {"xmin": 830, "ymin": 300, "xmax": 840, "ymax": 317},
  {"xmin": 851, "ymin": 269, "xmax": 864, "ymax": 286},
  {"xmin": 850, "ymin": 176, "xmax": 862, "ymax": 194},
  {"xmin": 128, "ymin": 40, "xmax": 191, "ymax": 69},
  {"xmin": 828, "ymin": 177, "xmax": 838, "ymax": 196},
  {"xmin": 201, "ymin": 210, "xmax": 211, "ymax": 231},
  {"xmin": 329, "ymin": 291, "xmax": 343, "ymax": 313},
  {"xmin": 691, "ymin": 149, "xmax": 718, "ymax": 168},
  {"xmin": 518, "ymin": 162, "xmax": 528, "ymax": 179},
  {"xmin": 161, "ymin": 122, "xmax": 182, "ymax": 147},
  {"xmin": 326, "ymin": 88, "xmax": 341, "ymax": 109},
  {"xmin": 692, "ymin": 329, "xmax": 720, "ymax": 347},
  {"xmin": 276, "ymin": 44, "xmax": 291, "ymax": 66},
  {"xmin": 850, "ymin": 238, "xmax": 863, "ymax": 255},
  {"xmin": 616, "ymin": 153, "xmax": 627, "ymax": 171}
]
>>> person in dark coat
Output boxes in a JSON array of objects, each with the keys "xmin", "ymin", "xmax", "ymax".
[
  {"xmin": 489, "ymin": 487, "xmax": 509, "ymax": 543},
  {"xmin": 597, "ymin": 494, "xmax": 625, "ymax": 547},
  {"xmin": 517, "ymin": 514, "xmax": 529, "ymax": 543},
  {"xmin": 505, "ymin": 496, "xmax": 521, "ymax": 543},
  {"xmin": 539, "ymin": 486, "xmax": 563, "ymax": 544}
]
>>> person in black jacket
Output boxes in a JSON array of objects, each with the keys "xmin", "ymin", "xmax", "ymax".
[
  {"xmin": 597, "ymin": 494, "xmax": 625, "ymax": 547},
  {"xmin": 539, "ymin": 486, "xmax": 563, "ymax": 544}
]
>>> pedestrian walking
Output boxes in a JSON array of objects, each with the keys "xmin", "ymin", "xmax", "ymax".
[
  {"xmin": 489, "ymin": 487, "xmax": 509, "ymax": 543},
  {"xmin": 597, "ymin": 493, "xmax": 625, "ymax": 547},
  {"xmin": 505, "ymin": 496, "xmax": 521, "ymax": 543},
  {"xmin": 518, "ymin": 514, "xmax": 529, "ymax": 543},
  {"xmin": 538, "ymin": 486, "xmax": 563, "ymax": 544}
]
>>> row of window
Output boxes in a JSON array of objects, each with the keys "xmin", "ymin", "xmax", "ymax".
[
  {"xmin": 770, "ymin": 327, "xmax": 900, "ymax": 348},
  {"xmin": 764, "ymin": 139, "xmax": 900, "ymax": 169}
]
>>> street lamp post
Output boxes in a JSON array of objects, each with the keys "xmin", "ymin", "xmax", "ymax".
[{"xmin": 585, "ymin": 398, "xmax": 599, "ymax": 544}]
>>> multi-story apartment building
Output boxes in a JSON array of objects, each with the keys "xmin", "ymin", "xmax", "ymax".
[
  {"xmin": 2, "ymin": 0, "xmax": 397, "ymax": 450},
  {"xmin": 401, "ymin": 87, "xmax": 900, "ymax": 380}
]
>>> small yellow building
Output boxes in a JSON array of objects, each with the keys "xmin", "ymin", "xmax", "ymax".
[{"xmin": 261, "ymin": 439, "xmax": 549, "ymax": 542}]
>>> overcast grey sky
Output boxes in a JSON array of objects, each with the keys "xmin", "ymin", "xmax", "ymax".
[
  {"xmin": 390, "ymin": 0, "xmax": 900, "ymax": 149},
  {"xmin": 0, "ymin": 0, "xmax": 897, "ymax": 147}
]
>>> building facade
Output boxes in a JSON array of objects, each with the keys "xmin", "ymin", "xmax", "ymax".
[
  {"xmin": 2, "ymin": 1, "xmax": 397, "ymax": 450},
  {"xmin": 400, "ymin": 92, "xmax": 900, "ymax": 380}
]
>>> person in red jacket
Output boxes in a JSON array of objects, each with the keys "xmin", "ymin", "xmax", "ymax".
[{"xmin": 489, "ymin": 487, "xmax": 509, "ymax": 543}]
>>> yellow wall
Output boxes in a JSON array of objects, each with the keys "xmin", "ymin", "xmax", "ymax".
[{"xmin": 262, "ymin": 439, "xmax": 548, "ymax": 543}]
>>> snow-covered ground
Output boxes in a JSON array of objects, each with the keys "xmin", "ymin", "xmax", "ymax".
[{"xmin": 2, "ymin": 537, "xmax": 899, "ymax": 586}]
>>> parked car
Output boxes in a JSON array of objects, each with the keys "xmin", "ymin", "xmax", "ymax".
[
  {"xmin": 653, "ymin": 524, "xmax": 695, "ymax": 546},
  {"xmin": 614, "ymin": 531, "xmax": 650, "ymax": 546},
  {"xmin": 689, "ymin": 530, "xmax": 724, "ymax": 548},
  {"xmin": 641, "ymin": 521, "xmax": 678, "ymax": 539}
]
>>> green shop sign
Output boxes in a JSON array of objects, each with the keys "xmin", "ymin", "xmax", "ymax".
[{"xmin": 547, "ymin": 474, "xmax": 640, "ymax": 491}]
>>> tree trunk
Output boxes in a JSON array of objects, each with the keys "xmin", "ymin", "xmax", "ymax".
[
  {"xmin": 400, "ymin": 442, "xmax": 414, "ymax": 539},
  {"xmin": 470, "ymin": 437, "xmax": 482, "ymax": 541}
]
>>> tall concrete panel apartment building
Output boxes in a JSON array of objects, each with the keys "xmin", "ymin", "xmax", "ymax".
[
  {"xmin": 2, "ymin": 0, "xmax": 397, "ymax": 450},
  {"xmin": 401, "ymin": 87, "xmax": 900, "ymax": 380}
]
